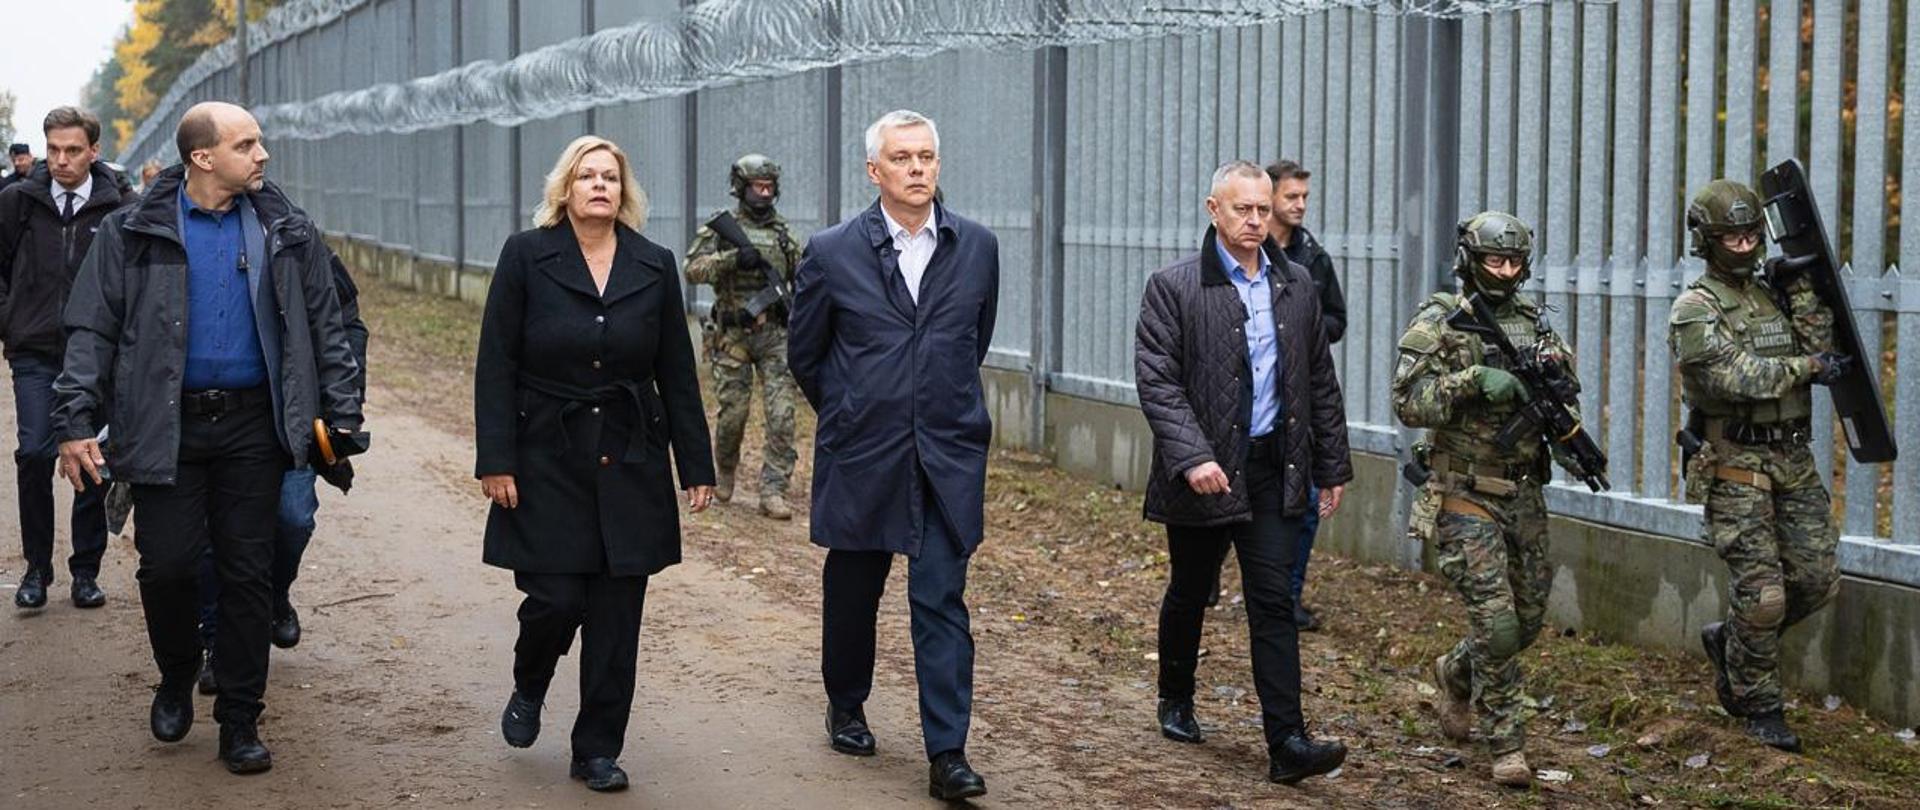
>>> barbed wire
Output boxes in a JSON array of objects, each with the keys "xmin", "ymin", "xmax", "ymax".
[{"xmin": 121, "ymin": 0, "xmax": 1599, "ymax": 162}]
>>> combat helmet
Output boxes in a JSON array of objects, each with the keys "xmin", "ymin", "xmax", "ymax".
[
  {"xmin": 1686, "ymin": 179, "xmax": 1766, "ymax": 272},
  {"xmin": 1454, "ymin": 211, "xmax": 1534, "ymax": 301},
  {"xmin": 729, "ymin": 154, "xmax": 781, "ymax": 217}
]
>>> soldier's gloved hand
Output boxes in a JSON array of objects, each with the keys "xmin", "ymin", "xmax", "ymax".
[
  {"xmin": 1810, "ymin": 351, "xmax": 1852, "ymax": 386},
  {"xmin": 733, "ymin": 244, "xmax": 764, "ymax": 269},
  {"xmin": 1765, "ymin": 254, "xmax": 1817, "ymax": 290},
  {"xmin": 1471, "ymin": 365, "xmax": 1530, "ymax": 405}
]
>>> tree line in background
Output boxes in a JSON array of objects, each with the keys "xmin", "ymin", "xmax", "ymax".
[{"xmin": 81, "ymin": 0, "xmax": 279, "ymax": 156}]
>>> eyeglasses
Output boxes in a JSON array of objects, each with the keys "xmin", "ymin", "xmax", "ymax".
[
  {"xmin": 1481, "ymin": 255, "xmax": 1521, "ymax": 270},
  {"xmin": 1718, "ymin": 230, "xmax": 1762, "ymax": 250}
]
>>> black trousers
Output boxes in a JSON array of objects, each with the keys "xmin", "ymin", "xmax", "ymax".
[
  {"xmin": 512, "ymin": 571, "xmax": 649, "ymax": 760},
  {"xmin": 12, "ymin": 353, "xmax": 108, "ymax": 580},
  {"xmin": 821, "ymin": 485, "xmax": 975, "ymax": 759},
  {"xmin": 130, "ymin": 396, "xmax": 287, "ymax": 725},
  {"xmin": 1158, "ymin": 445, "xmax": 1305, "ymax": 750}
]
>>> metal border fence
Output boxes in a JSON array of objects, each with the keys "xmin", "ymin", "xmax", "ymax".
[{"xmin": 118, "ymin": 0, "xmax": 1920, "ymax": 588}]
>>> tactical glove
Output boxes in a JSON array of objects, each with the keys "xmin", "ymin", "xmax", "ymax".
[
  {"xmin": 1810, "ymin": 352, "xmax": 1852, "ymax": 386},
  {"xmin": 733, "ymin": 243, "xmax": 764, "ymax": 270},
  {"xmin": 1472, "ymin": 366, "xmax": 1530, "ymax": 405}
]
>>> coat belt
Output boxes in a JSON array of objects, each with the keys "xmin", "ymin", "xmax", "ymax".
[{"xmin": 517, "ymin": 372, "xmax": 657, "ymax": 463}]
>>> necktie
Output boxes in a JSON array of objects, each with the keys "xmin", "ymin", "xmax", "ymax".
[{"xmin": 60, "ymin": 192, "xmax": 75, "ymax": 223}]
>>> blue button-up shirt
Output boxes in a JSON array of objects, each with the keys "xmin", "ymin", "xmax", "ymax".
[
  {"xmin": 1216, "ymin": 238, "xmax": 1281, "ymax": 438},
  {"xmin": 179, "ymin": 185, "xmax": 268, "ymax": 391}
]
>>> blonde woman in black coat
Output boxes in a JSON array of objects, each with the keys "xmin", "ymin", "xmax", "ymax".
[{"xmin": 474, "ymin": 135, "xmax": 715, "ymax": 791}]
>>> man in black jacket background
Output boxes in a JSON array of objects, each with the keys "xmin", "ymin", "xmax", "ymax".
[
  {"xmin": 53, "ymin": 101, "xmax": 363, "ymax": 775},
  {"xmin": 0, "ymin": 107, "xmax": 127, "ymax": 610},
  {"xmin": 1134, "ymin": 160, "xmax": 1354, "ymax": 786}
]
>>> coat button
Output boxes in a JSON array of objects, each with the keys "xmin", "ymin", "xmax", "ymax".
[
  {"xmin": 592, "ymin": 360, "xmax": 602, "ymax": 369},
  {"xmin": 599, "ymin": 455, "xmax": 611, "ymax": 466},
  {"xmin": 591, "ymin": 406, "xmax": 601, "ymax": 414},
  {"xmin": 595, "ymin": 315, "xmax": 606, "ymax": 324}
]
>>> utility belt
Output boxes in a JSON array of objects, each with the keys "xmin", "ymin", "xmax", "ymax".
[
  {"xmin": 180, "ymin": 386, "xmax": 271, "ymax": 421},
  {"xmin": 711, "ymin": 306, "xmax": 786, "ymax": 330},
  {"xmin": 1427, "ymin": 452, "xmax": 1539, "ymax": 499},
  {"xmin": 1703, "ymin": 416, "xmax": 1812, "ymax": 447}
]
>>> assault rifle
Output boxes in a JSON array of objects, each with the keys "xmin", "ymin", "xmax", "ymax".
[
  {"xmin": 1445, "ymin": 293, "xmax": 1612, "ymax": 492},
  {"xmin": 706, "ymin": 211, "xmax": 790, "ymax": 322}
]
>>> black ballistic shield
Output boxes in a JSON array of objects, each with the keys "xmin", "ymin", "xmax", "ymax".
[{"xmin": 1758, "ymin": 159, "xmax": 1898, "ymax": 463}]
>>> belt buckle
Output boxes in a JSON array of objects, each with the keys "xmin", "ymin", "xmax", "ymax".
[{"xmin": 203, "ymin": 390, "xmax": 230, "ymax": 422}]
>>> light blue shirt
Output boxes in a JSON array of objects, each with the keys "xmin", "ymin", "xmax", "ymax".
[{"xmin": 1215, "ymin": 238, "xmax": 1281, "ymax": 438}]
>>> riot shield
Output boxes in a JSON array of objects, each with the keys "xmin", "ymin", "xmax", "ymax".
[{"xmin": 1758, "ymin": 158, "xmax": 1898, "ymax": 463}]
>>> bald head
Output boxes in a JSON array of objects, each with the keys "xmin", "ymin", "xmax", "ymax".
[{"xmin": 176, "ymin": 102, "xmax": 268, "ymax": 196}]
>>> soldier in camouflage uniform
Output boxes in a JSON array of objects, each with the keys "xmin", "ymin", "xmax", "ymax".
[
  {"xmin": 685, "ymin": 155, "xmax": 802, "ymax": 519},
  {"xmin": 1670, "ymin": 180, "xmax": 1849, "ymax": 753},
  {"xmin": 1392, "ymin": 212, "xmax": 1583, "ymax": 788}
]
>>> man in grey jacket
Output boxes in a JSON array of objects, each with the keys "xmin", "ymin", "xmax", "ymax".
[
  {"xmin": 53, "ymin": 101, "xmax": 363, "ymax": 775},
  {"xmin": 1134, "ymin": 161, "xmax": 1353, "ymax": 786}
]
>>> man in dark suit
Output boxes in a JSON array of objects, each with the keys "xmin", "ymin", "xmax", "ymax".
[{"xmin": 788, "ymin": 109, "xmax": 999, "ymax": 801}]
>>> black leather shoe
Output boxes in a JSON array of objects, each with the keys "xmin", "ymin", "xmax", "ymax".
[
  {"xmin": 501, "ymin": 690, "xmax": 542, "ymax": 748},
  {"xmin": 197, "ymin": 651, "xmax": 219, "ymax": 696},
  {"xmin": 14, "ymin": 570, "xmax": 49, "ymax": 609},
  {"xmin": 1294, "ymin": 603, "xmax": 1322, "ymax": 632},
  {"xmin": 1158, "ymin": 698, "xmax": 1204, "ymax": 744},
  {"xmin": 150, "ymin": 687, "xmax": 194, "ymax": 742},
  {"xmin": 218, "ymin": 722, "xmax": 273, "ymax": 774},
  {"xmin": 70, "ymin": 577, "xmax": 106, "ymax": 608},
  {"xmin": 1745, "ymin": 710, "xmax": 1803, "ymax": 753},
  {"xmin": 827, "ymin": 705, "xmax": 876, "ymax": 756},
  {"xmin": 1269, "ymin": 730, "xmax": 1348, "ymax": 785},
  {"xmin": 569, "ymin": 756, "xmax": 629, "ymax": 791},
  {"xmin": 1701, "ymin": 622, "xmax": 1743, "ymax": 718},
  {"xmin": 271, "ymin": 603, "xmax": 301, "ymax": 649},
  {"xmin": 928, "ymin": 750, "xmax": 987, "ymax": 800}
]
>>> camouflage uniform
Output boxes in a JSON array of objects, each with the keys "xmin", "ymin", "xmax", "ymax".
[
  {"xmin": 684, "ymin": 155, "xmax": 802, "ymax": 510},
  {"xmin": 1392, "ymin": 213, "xmax": 1582, "ymax": 763},
  {"xmin": 1671, "ymin": 180, "xmax": 1840, "ymax": 741}
]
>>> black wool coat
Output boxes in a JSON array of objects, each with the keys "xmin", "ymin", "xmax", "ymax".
[
  {"xmin": 475, "ymin": 221, "xmax": 715, "ymax": 577},
  {"xmin": 1134, "ymin": 226, "xmax": 1354, "ymax": 526}
]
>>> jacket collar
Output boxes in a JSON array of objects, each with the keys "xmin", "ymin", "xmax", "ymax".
[
  {"xmin": 125, "ymin": 165, "xmax": 310, "ymax": 250},
  {"xmin": 530, "ymin": 218, "xmax": 663, "ymax": 304},
  {"xmin": 15, "ymin": 160, "xmax": 124, "ymax": 214},
  {"xmin": 1200, "ymin": 226, "xmax": 1292, "ymax": 290},
  {"xmin": 860, "ymin": 198, "xmax": 956, "ymax": 249}
]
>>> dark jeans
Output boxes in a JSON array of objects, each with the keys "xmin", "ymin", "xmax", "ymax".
[
  {"xmin": 511, "ymin": 571, "xmax": 649, "ymax": 760},
  {"xmin": 1294, "ymin": 482, "xmax": 1320, "ymax": 599},
  {"xmin": 1159, "ymin": 447, "xmax": 1304, "ymax": 750},
  {"xmin": 130, "ymin": 395, "xmax": 288, "ymax": 725},
  {"xmin": 198, "ymin": 468, "xmax": 319, "ymax": 644},
  {"xmin": 10, "ymin": 354, "xmax": 107, "ymax": 580},
  {"xmin": 821, "ymin": 487, "xmax": 975, "ymax": 759}
]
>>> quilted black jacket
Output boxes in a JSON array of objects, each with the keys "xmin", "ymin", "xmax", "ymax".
[{"xmin": 1134, "ymin": 226, "xmax": 1354, "ymax": 525}]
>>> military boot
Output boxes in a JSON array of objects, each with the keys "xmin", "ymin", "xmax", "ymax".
[
  {"xmin": 760, "ymin": 491, "xmax": 792, "ymax": 520},
  {"xmin": 715, "ymin": 469, "xmax": 735, "ymax": 503},
  {"xmin": 1432, "ymin": 655, "xmax": 1472, "ymax": 742},
  {"xmin": 1744, "ymin": 710, "xmax": 1803, "ymax": 753},
  {"xmin": 1700, "ymin": 622, "xmax": 1743, "ymax": 717},
  {"xmin": 1489, "ymin": 751, "xmax": 1532, "ymax": 788}
]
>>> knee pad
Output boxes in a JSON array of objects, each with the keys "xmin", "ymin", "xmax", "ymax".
[
  {"xmin": 1749, "ymin": 583, "xmax": 1787, "ymax": 629},
  {"xmin": 1487, "ymin": 611, "xmax": 1522, "ymax": 660}
]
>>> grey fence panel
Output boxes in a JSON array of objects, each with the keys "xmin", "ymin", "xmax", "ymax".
[
  {"xmin": 1844, "ymin": 0, "xmax": 1892, "ymax": 538},
  {"xmin": 1484, "ymin": 13, "xmax": 1512, "ymax": 213},
  {"xmin": 1541, "ymin": 3, "xmax": 1575, "ymax": 358},
  {"xmin": 1458, "ymin": 14, "xmax": 1483, "ymax": 217},
  {"xmin": 1367, "ymin": 17, "xmax": 1399, "ymax": 429},
  {"xmin": 410, "ymin": 0, "xmax": 459, "ymax": 261},
  {"xmin": 1303, "ymin": 14, "xmax": 1325, "ymax": 232},
  {"xmin": 1281, "ymin": 18, "xmax": 1304, "ymax": 164},
  {"xmin": 375, "ymin": 0, "xmax": 415, "ymax": 249},
  {"xmin": 1723, "ymin": 0, "xmax": 1756, "ymax": 181},
  {"xmin": 1641, "ymin": 0, "xmax": 1683, "ymax": 501},
  {"xmin": 700, "ymin": 73, "xmax": 828, "ymax": 240},
  {"xmin": 1900, "ymin": 0, "xmax": 1920, "ymax": 543},
  {"xmin": 461, "ymin": 0, "xmax": 516, "ymax": 267},
  {"xmin": 1767, "ymin": 0, "xmax": 1801, "ymax": 165},
  {"xmin": 1809, "ymin": 0, "xmax": 1842, "ymax": 480},
  {"xmin": 1572, "ymin": 4, "xmax": 1608, "ymax": 486},
  {"xmin": 1325, "ymin": 15, "xmax": 1354, "ymax": 393},
  {"xmin": 1340, "ymin": 9, "xmax": 1373, "ymax": 418},
  {"xmin": 345, "ymin": 5, "xmax": 378, "ymax": 237},
  {"xmin": 1513, "ymin": 6, "xmax": 1545, "ymax": 242},
  {"xmin": 517, "ymin": 0, "xmax": 590, "ymax": 229},
  {"xmin": 1684, "ymin": 0, "xmax": 1717, "ymax": 206},
  {"xmin": 1607, "ymin": 0, "xmax": 1644, "ymax": 493}
]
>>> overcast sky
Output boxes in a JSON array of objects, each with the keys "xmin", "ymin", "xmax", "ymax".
[{"xmin": 1, "ymin": 0, "xmax": 136, "ymax": 154}]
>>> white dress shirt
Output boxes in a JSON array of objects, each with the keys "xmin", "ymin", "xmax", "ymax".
[
  {"xmin": 55, "ymin": 171, "xmax": 93, "ymax": 216},
  {"xmin": 881, "ymin": 204, "xmax": 939, "ymax": 304}
]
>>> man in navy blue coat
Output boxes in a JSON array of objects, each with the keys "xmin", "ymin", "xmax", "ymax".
[{"xmin": 788, "ymin": 110, "xmax": 998, "ymax": 801}]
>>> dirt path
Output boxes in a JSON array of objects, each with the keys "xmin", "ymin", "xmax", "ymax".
[
  {"xmin": 0, "ymin": 393, "xmax": 1083, "ymax": 808},
  {"xmin": 6, "ymin": 274, "xmax": 1917, "ymax": 810}
]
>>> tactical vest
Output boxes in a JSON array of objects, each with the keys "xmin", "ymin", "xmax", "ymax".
[
  {"xmin": 1423, "ymin": 292, "xmax": 1552, "ymax": 471},
  {"xmin": 1682, "ymin": 273, "xmax": 1811, "ymax": 423},
  {"xmin": 716, "ymin": 211, "xmax": 799, "ymax": 310}
]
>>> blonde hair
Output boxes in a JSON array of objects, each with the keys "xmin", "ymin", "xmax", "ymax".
[{"xmin": 532, "ymin": 135, "xmax": 649, "ymax": 231}]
